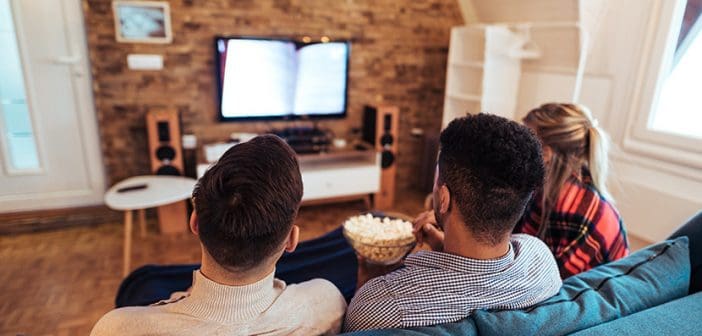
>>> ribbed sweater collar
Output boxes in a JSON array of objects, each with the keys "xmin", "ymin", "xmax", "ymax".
[{"xmin": 176, "ymin": 270, "xmax": 281, "ymax": 324}]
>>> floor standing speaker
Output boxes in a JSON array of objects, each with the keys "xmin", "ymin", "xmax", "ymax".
[
  {"xmin": 146, "ymin": 109, "xmax": 189, "ymax": 233},
  {"xmin": 363, "ymin": 105, "xmax": 399, "ymax": 210}
]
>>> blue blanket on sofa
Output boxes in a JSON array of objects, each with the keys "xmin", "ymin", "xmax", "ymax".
[{"xmin": 115, "ymin": 226, "xmax": 358, "ymax": 307}]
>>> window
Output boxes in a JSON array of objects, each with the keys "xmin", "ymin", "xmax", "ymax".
[
  {"xmin": 649, "ymin": 8, "xmax": 702, "ymax": 139},
  {"xmin": 0, "ymin": 0, "xmax": 41, "ymax": 173},
  {"xmin": 623, "ymin": 0, "xmax": 702, "ymax": 171}
]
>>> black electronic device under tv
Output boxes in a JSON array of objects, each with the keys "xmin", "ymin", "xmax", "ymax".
[{"xmin": 214, "ymin": 36, "xmax": 350, "ymax": 121}]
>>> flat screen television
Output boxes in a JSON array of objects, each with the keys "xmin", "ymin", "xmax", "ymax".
[{"xmin": 214, "ymin": 36, "xmax": 350, "ymax": 121}]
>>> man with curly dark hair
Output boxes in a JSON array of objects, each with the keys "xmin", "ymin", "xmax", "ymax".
[{"xmin": 344, "ymin": 114, "xmax": 563, "ymax": 331}]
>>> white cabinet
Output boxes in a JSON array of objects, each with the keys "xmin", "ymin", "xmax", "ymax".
[
  {"xmin": 197, "ymin": 150, "xmax": 380, "ymax": 203},
  {"xmin": 301, "ymin": 162, "xmax": 380, "ymax": 201},
  {"xmin": 443, "ymin": 26, "xmax": 486, "ymax": 128}
]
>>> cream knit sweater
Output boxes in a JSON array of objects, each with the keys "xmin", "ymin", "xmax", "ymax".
[{"xmin": 91, "ymin": 270, "xmax": 347, "ymax": 335}]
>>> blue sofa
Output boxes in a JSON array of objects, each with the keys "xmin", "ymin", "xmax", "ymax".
[
  {"xmin": 346, "ymin": 211, "xmax": 702, "ymax": 335},
  {"xmin": 346, "ymin": 236, "xmax": 697, "ymax": 335},
  {"xmin": 117, "ymin": 212, "xmax": 701, "ymax": 335}
]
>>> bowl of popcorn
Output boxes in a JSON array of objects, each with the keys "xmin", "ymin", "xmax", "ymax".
[{"xmin": 342, "ymin": 212, "xmax": 416, "ymax": 265}]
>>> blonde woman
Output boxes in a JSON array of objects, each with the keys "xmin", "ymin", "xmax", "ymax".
[{"xmin": 514, "ymin": 103, "xmax": 629, "ymax": 278}]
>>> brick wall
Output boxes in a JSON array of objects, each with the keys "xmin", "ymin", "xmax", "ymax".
[{"xmin": 83, "ymin": 0, "xmax": 462, "ymax": 193}]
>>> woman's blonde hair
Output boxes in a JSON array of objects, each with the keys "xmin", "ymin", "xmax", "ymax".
[{"xmin": 523, "ymin": 103, "xmax": 613, "ymax": 237}]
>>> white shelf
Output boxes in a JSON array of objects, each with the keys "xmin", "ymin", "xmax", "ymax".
[
  {"xmin": 442, "ymin": 97, "xmax": 482, "ymax": 126},
  {"xmin": 449, "ymin": 61, "xmax": 485, "ymax": 68},
  {"xmin": 449, "ymin": 27, "xmax": 486, "ymax": 63},
  {"xmin": 522, "ymin": 64, "xmax": 581, "ymax": 75},
  {"xmin": 466, "ymin": 21, "xmax": 581, "ymax": 30},
  {"xmin": 446, "ymin": 65, "xmax": 484, "ymax": 96},
  {"xmin": 447, "ymin": 92, "xmax": 482, "ymax": 102},
  {"xmin": 444, "ymin": 0, "xmax": 592, "ymax": 125}
]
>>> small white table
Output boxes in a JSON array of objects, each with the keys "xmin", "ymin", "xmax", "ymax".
[{"xmin": 105, "ymin": 175, "xmax": 197, "ymax": 276}]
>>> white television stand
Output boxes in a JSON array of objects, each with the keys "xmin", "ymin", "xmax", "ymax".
[{"xmin": 196, "ymin": 147, "xmax": 381, "ymax": 207}]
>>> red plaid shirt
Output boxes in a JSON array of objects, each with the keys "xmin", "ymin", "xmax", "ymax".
[{"xmin": 514, "ymin": 169, "xmax": 629, "ymax": 278}]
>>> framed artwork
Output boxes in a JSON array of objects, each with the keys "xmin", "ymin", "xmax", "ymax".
[{"xmin": 113, "ymin": 1, "xmax": 173, "ymax": 43}]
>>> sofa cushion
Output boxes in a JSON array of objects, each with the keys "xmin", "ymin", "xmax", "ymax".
[
  {"xmin": 343, "ymin": 319, "xmax": 478, "ymax": 336},
  {"xmin": 570, "ymin": 291, "xmax": 702, "ymax": 335},
  {"xmin": 471, "ymin": 237, "xmax": 691, "ymax": 336}
]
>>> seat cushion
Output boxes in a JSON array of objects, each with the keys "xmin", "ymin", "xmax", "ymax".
[
  {"xmin": 342, "ymin": 318, "xmax": 478, "ymax": 336},
  {"xmin": 570, "ymin": 291, "xmax": 702, "ymax": 335},
  {"xmin": 471, "ymin": 237, "xmax": 691, "ymax": 336}
]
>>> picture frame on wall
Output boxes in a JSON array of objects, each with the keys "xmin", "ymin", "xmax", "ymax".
[{"xmin": 113, "ymin": 1, "xmax": 173, "ymax": 44}]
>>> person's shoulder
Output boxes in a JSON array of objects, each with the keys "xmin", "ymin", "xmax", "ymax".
[
  {"xmin": 568, "ymin": 176, "xmax": 623, "ymax": 227},
  {"xmin": 511, "ymin": 233, "xmax": 548, "ymax": 248},
  {"xmin": 597, "ymin": 196, "xmax": 623, "ymax": 224},
  {"xmin": 90, "ymin": 306, "xmax": 158, "ymax": 336},
  {"xmin": 348, "ymin": 275, "xmax": 401, "ymax": 315},
  {"xmin": 282, "ymin": 278, "xmax": 347, "ymax": 333},
  {"xmin": 345, "ymin": 277, "xmax": 401, "ymax": 332},
  {"xmin": 289, "ymin": 278, "xmax": 344, "ymax": 301},
  {"xmin": 287, "ymin": 279, "xmax": 346, "ymax": 311},
  {"xmin": 562, "ymin": 173, "xmax": 600, "ymax": 203},
  {"xmin": 512, "ymin": 233, "xmax": 560, "ymax": 269},
  {"xmin": 511, "ymin": 234, "xmax": 559, "ymax": 263}
]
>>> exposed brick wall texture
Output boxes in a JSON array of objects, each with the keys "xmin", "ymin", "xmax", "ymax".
[{"xmin": 83, "ymin": 0, "xmax": 462, "ymax": 193}]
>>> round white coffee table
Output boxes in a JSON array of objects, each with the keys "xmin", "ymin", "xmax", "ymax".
[{"xmin": 105, "ymin": 175, "xmax": 197, "ymax": 276}]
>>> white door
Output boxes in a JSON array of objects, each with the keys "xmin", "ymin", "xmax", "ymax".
[{"xmin": 0, "ymin": 0, "xmax": 105, "ymax": 213}]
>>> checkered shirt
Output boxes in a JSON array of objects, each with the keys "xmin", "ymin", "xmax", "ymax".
[
  {"xmin": 343, "ymin": 234, "xmax": 562, "ymax": 331},
  {"xmin": 514, "ymin": 169, "xmax": 629, "ymax": 278}
]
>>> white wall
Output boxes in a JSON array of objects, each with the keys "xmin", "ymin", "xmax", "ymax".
[{"xmin": 516, "ymin": 0, "xmax": 702, "ymax": 242}]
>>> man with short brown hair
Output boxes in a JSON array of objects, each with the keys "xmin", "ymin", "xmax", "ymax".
[{"xmin": 92, "ymin": 135, "xmax": 346, "ymax": 336}]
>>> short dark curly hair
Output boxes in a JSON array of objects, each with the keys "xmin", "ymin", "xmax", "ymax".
[
  {"xmin": 438, "ymin": 114, "xmax": 544, "ymax": 245},
  {"xmin": 192, "ymin": 135, "xmax": 303, "ymax": 271}
]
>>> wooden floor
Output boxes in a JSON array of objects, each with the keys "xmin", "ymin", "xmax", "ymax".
[
  {"xmin": 0, "ymin": 194, "xmax": 425, "ymax": 336},
  {"xmin": 628, "ymin": 234, "xmax": 652, "ymax": 252}
]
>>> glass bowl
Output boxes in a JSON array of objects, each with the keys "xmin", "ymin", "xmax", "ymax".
[{"xmin": 342, "ymin": 212, "xmax": 417, "ymax": 265}]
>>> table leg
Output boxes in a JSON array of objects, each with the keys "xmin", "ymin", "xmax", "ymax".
[
  {"xmin": 123, "ymin": 210, "xmax": 133, "ymax": 277},
  {"xmin": 138, "ymin": 209, "xmax": 147, "ymax": 237},
  {"xmin": 364, "ymin": 194, "xmax": 374, "ymax": 210}
]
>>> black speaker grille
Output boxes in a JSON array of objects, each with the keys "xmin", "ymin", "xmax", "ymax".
[
  {"xmin": 381, "ymin": 150, "xmax": 395, "ymax": 169},
  {"xmin": 156, "ymin": 165, "xmax": 181, "ymax": 176},
  {"xmin": 362, "ymin": 105, "xmax": 377, "ymax": 146},
  {"xmin": 383, "ymin": 114, "xmax": 392, "ymax": 131},
  {"xmin": 157, "ymin": 121, "xmax": 171, "ymax": 142},
  {"xmin": 155, "ymin": 145, "xmax": 176, "ymax": 161},
  {"xmin": 380, "ymin": 133, "xmax": 394, "ymax": 146}
]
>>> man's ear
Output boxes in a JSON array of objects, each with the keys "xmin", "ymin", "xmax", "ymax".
[
  {"xmin": 189, "ymin": 210, "xmax": 199, "ymax": 236},
  {"xmin": 284, "ymin": 225, "xmax": 300, "ymax": 253},
  {"xmin": 543, "ymin": 145, "xmax": 553, "ymax": 165},
  {"xmin": 438, "ymin": 185, "xmax": 451, "ymax": 214}
]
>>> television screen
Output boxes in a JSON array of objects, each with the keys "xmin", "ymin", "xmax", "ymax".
[{"xmin": 215, "ymin": 37, "xmax": 350, "ymax": 121}]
